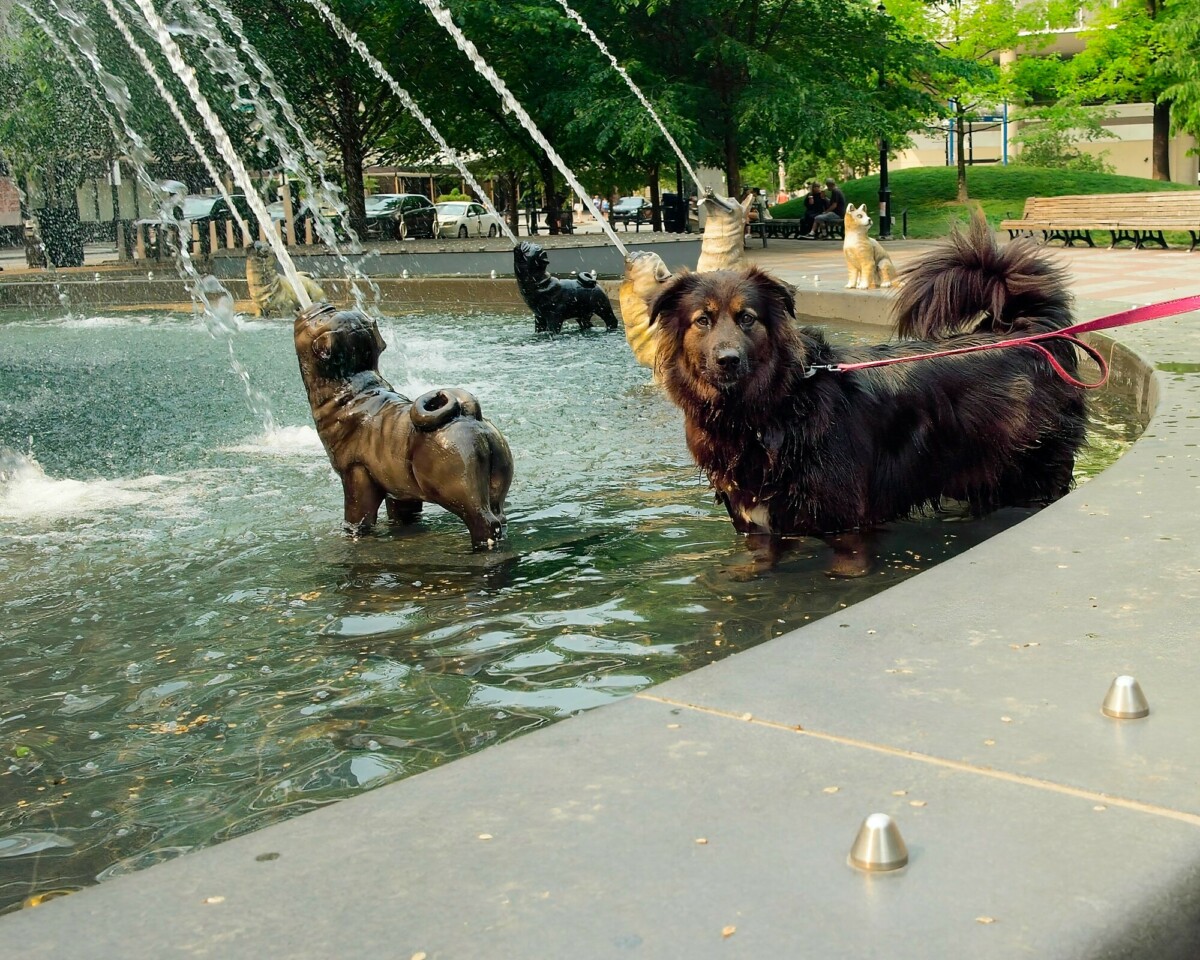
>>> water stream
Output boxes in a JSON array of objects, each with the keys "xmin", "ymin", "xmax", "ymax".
[
  {"xmin": 98, "ymin": 0, "xmax": 251, "ymax": 240},
  {"xmin": 552, "ymin": 0, "xmax": 706, "ymax": 197},
  {"xmin": 418, "ymin": 0, "xmax": 627, "ymax": 255},
  {"xmin": 303, "ymin": 0, "xmax": 516, "ymax": 245},
  {"xmin": 128, "ymin": 0, "xmax": 311, "ymax": 309}
]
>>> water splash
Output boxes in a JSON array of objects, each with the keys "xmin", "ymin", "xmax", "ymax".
[
  {"xmin": 98, "ymin": 0, "xmax": 250, "ymax": 239},
  {"xmin": 128, "ymin": 0, "xmax": 312, "ymax": 309},
  {"xmin": 418, "ymin": 0, "xmax": 627, "ymax": 256},
  {"xmin": 176, "ymin": 0, "xmax": 380, "ymax": 310},
  {"xmin": 551, "ymin": 0, "xmax": 705, "ymax": 197},
  {"xmin": 303, "ymin": 0, "xmax": 516, "ymax": 245},
  {"xmin": 21, "ymin": 2, "xmax": 277, "ymax": 431}
]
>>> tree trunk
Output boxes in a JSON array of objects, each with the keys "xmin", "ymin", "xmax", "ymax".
[
  {"xmin": 504, "ymin": 169, "xmax": 520, "ymax": 237},
  {"xmin": 649, "ymin": 162, "xmax": 662, "ymax": 232},
  {"xmin": 538, "ymin": 157, "xmax": 560, "ymax": 235},
  {"xmin": 955, "ymin": 102, "xmax": 969, "ymax": 203},
  {"xmin": 723, "ymin": 119, "xmax": 741, "ymax": 199},
  {"xmin": 336, "ymin": 77, "xmax": 368, "ymax": 240},
  {"xmin": 1152, "ymin": 100, "xmax": 1171, "ymax": 181}
]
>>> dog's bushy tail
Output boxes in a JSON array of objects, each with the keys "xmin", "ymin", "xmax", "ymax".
[{"xmin": 893, "ymin": 211, "xmax": 1072, "ymax": 339}]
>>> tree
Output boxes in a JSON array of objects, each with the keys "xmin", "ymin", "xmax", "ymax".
[
  {"xmin": 890, "ymin": 0, "xmax": 1069, "ymax": 201},
  {"xmin": 1069, "ymin": 0, "xmax": 1175, "ymax": 180},
  {"xmin": 1159, "ymin": 0, "xmax": 1200, "ymax": 142}
]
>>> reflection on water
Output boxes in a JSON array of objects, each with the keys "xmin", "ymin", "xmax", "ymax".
[{"xmin": 0, "ymin": 309, "xmax": 1145, "ymax": 910}]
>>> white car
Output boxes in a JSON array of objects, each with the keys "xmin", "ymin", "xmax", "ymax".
[{"xmin": 435, "ymin": 201, "xmax": 502, "ymax": 239}]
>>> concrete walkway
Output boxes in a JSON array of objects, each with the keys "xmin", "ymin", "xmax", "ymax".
[{"xmin": 4, "ymin": 239, "xmax": 1200, "ymax": 959}]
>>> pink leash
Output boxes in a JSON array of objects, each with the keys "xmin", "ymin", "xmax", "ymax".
[{"xmin": 804, "ymin": 293, "xmax": 1200, "ymax": 390}]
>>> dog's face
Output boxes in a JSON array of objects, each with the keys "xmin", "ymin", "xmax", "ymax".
[
  {"xmin": 294, "ymin": 305, "xmax": 387, "ymax": 382},
  {"xmin": 845, "ymin": 204, "xmax": 871, "ymax": 231},
  {"xmin": 514, "ymin": 241, "xmax": 549, "ymax": 278},
  {"xmin": 650, "ymin": 267, "xmax": 798, "ymax": 402}
]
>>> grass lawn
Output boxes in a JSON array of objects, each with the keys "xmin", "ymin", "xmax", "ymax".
[{"xmin": 771, "ymin": 166, "xmax": 1195, "ymax": 239}]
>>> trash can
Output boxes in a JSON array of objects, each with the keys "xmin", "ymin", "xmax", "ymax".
[{"xmin": 661, "ymin": 192, "xmax": 686, "ymax": 234}]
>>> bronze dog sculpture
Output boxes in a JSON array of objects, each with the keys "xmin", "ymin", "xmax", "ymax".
[
  {"xmin": 513, "ymin": 241, "xmax": 619, "ymax": 333},
  {"xmin": 294, "ymin": 303, "xmax": 514, "ymax": 547}
]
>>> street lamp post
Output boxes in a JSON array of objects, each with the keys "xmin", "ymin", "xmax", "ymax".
[{"xmin": 877, "ymin": 2, "xmax": 892, "ymax": 240}]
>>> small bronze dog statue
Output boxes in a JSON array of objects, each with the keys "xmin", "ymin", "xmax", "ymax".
[
  {"xmin": 513, "ymin": 241, "xmax": 619, "ymax": 333},
  {"xmin": 295, "ymin": 303, "xmax": 514, "ymax": 548}
]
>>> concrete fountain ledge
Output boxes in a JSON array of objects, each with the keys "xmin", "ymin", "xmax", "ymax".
[
  {"xmin": 0, "ymin": 234, "xmax": 700, "ymax": 312},
  {"xmin": 4, "ymin": 277, "xmax": 1200, "ymax": 959}
]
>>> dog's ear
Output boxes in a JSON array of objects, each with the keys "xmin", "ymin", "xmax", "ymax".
[
  {"xmin": 746, "ymin": 267, "xmax": 796, "ymax": 322},
  {"xmin": 649, "ymin": 270, "xmax": 701, "ymax": 327}
]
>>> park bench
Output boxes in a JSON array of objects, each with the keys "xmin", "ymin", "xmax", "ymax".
[
  {"xmin": 747, "ymin": 214, "xmax": 843, "ymax": 247},
  {"xmin": 1000, "ymin": 192, "xmax": 1200, "ymax": 251}
]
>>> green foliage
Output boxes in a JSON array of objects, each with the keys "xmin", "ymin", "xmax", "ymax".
[
  {"xmin": 436, "ymin": 190, "xmax": 471, "ymax": 202},
  {"xmin": 1160, "ymin": 0, "xmax": 1200, "ymax": 141},
  {"xmin": 1012, "ymin": 100, "xmax": 1116, "ymax": 173}
]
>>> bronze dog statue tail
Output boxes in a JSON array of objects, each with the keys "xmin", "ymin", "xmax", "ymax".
[
  {"xmin": 411, "ymin": 388, "xmax": 482, "ymax": 431},
  {"xmin": 893, "ymin": 211, "xmax": 1073, "ymax": 340}
]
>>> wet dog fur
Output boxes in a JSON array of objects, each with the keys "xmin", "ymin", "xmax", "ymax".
[{"xmin": 649, "ymin": 216, "xmax": 1088, "ymax": 574}]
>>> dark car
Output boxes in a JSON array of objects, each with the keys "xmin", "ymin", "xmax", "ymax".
[
  {"xmin": 364, "ymin": 193, "xmax": 438, "ymax": 240},
  {"xmin": 609, "ymin": 195, "xmax": 650, "ymax": 228},
  {"xmin": 134, "ymin": 193, "xmax": 260, "ymax": 255}
]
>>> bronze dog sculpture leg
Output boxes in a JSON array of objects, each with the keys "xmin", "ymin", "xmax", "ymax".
[{"xmin": 295, "ymin": 304, "xmax": 515, "ymax": 548}]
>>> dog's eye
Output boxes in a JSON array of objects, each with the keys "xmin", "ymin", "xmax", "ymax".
[
  {"xmin": 693, "ymin": 314, "xmax": 712, "ymax": 328},
  {"xmin": 737, "ymin": 312, "xmax": 756, "ymax": 329}
]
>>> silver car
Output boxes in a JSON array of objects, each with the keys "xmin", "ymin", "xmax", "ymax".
[{"xmin": 435, "ymin": 201, "xmax": 502, "ymax": 239}]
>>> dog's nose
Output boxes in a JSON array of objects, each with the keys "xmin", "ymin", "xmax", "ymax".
[{"xmin": 715, "ymin": 349, "xmax": 742, "ymax": 371}]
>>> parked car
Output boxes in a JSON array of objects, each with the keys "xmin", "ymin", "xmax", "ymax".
[
  {"xmin": 134, "ymin": 193, "xmax": 260, "ymax": 255},
  {"xmin": 363, "ymin": 193, "xmax": 438, "ymax": 240},
  {"xmin": 435, "ymin": 200, "xmax": 503, "ymax": 239},
  {"xmin": 609, "ymin": 195, "xmax": 650, "ymax": 228}
]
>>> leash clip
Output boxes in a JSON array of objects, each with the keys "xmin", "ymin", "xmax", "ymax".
[{"xmin": 803, "ymin": 364, "xmax": 841, "ymax": 379}]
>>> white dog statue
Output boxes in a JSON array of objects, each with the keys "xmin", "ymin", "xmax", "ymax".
[{"xmin": 843, "ymin": 204, "xmax": 900, "ymax": 290}]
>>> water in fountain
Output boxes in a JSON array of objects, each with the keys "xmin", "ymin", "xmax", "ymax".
[
  {"xmin": 551, "ymin": 0, "xmax": 707, "ymax": 198},
  {"xmin": 128, "ymin": 0, "xmax": 311, "ymax": 309},
  {"xmin": 32, "ymin": 0, "xmax": 276, "ymax": 430},
  {"xmin": 303, "ymin": 0, "xmax": 517, "ymax": 245},
  {"xmin": 418, "ymin": 0, "xmax": 627, "ymax": 256}
]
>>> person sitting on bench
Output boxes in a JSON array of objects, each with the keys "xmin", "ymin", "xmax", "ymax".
[
  {"xmin": 804, "ymin": 178, "xmax": 846, "ymax": 238},
  {"xmin": 799, "ymin": 182, "xmax": 827, "ymax": 235}
]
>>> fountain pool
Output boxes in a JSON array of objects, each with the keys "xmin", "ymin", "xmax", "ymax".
[{"xmin": 0, "ymin": 308, "xmax": 1143, "ymax": 911}]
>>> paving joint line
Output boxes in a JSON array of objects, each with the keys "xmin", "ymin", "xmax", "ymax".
[{"xmin": 637, "ymin": 692, "xmax": 1200, "ymax": 827}]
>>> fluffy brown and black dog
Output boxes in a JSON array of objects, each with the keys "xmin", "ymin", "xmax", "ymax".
[
  {"xmin": 649, "ymin": 216, "xmax": 1087, "ymax": 574},
  {"xmin": 295, "ymin": 303, "xmax": 514, "ymax": 548}
]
